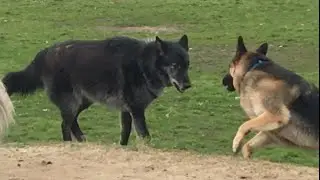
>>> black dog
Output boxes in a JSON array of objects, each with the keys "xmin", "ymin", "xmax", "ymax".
[{"xmin": 2, "ymin": 35, "xmax": 192, "ymax": 145}]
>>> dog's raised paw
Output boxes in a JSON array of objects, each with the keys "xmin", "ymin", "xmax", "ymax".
[
  {"xmin": 232, "ymin": 134, "xmax": 244, "ymax": 153},
  {"xmin": 232, "ymin": 142, "xmax": 242, "ymax": 155}
]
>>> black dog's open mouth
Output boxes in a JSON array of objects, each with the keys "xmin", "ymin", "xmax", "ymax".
[{"xmin": 173, "ymin": 82, "xmax": 184, "ymax": 93}]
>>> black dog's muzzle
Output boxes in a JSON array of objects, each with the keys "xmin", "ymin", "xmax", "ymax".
[
  {"xmin": 181, "ymin": 82, "xmax": 191, "ymax": 91},
  {"xmin": 222, "ymin": 73, "xmax": 235, "ymax": 92},
  {"xmin": 173, "ymin": 81, "xmax": 191, "ymax": 93}
]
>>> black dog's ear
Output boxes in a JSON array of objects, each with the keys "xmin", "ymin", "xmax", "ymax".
[
  {"xmin": 178, "ymin": 34, "xmax": 189, "ymax": 51},
  {"xmin": 155, "ymin": 36, "xmax": 167, "ymax": 56},
  {"xmin": 236, "ymin": 36, "xmax": 247, "ymax": 56},
  {"xmin": 256, "ymin": 43, "xmax": 268, "ymax": 55}
]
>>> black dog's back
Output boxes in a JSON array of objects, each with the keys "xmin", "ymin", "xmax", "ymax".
[{"xmin": 47, "ymin": 37, "xmax": 151, "ymax": 104}]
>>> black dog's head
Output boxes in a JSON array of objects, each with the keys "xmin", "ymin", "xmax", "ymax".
[{"xmin": 154, "ymin": 35, "xmax": 191, "ymax": 93}]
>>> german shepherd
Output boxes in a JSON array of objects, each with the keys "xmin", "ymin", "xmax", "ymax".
[
  {"xmin": 2, "ymin": 35, "xmax": 191, "ymax": 145},
  {"xmin": 222, "ymin": 36, "xmax": 319, "ymax": 158}
]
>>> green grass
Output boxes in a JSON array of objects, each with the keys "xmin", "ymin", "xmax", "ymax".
[{"xmin": 0, "ymin": 0, "xmax": 318, "ymax": 167}]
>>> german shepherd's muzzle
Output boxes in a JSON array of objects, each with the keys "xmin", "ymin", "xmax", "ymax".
[{"xmin": 222, "ymin": 73, "xmax": 235, "ymax": 92}]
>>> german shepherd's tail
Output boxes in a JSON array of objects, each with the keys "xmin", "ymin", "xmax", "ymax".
[
  {"xmin": 0, "ymin": 81, "xmax": 14, "ymax": 138},
  {"xmin": 2, "ymin": 48, "xmax": 48, "ymax": 96}
]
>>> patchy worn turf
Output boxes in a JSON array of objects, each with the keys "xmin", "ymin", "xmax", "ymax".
[{"xmin": 0, "ymin": 0, "xmax": 318, "ymax": 167}]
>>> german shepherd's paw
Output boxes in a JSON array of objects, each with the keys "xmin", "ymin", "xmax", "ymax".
[
  {"xmin": 241, "ymin": 143, "xmax": 252, "ymax": 159},
  {"xmin": 232, "ymin": 131, "xmax": 245, "ymax": 154}
]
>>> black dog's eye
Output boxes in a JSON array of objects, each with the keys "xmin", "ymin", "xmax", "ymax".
[{"xmin": 171, "ymin": 63, "xmax": 180, "ymax": 69}]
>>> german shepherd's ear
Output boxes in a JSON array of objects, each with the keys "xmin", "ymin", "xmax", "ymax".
[
  {"xmin": 155, "ymin": 36, "xmax": 167, "ymax": 56},
  {"xmin": 178, "ymin": 34, "xmax": 189, "ymax": 51},
  {"xmin": 236, "ymin": 36, "xmax": 247, "ymax": 56},
  {"xmin": 256, "ymin": 43, "xmax": 268, "ymax": 55}
]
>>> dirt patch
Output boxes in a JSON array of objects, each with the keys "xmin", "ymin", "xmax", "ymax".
[
  {"xmin": 0, "ymin": 144, "xmax": 318, "ymax": 180},
  {"xmin": 96, "ymin": 26, "xmax": 180, "ymax": 33}
]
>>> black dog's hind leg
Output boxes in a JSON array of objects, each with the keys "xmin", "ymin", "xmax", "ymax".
[
  {"xmin": 49, "ymin": 91, "xmax": 82, "ymax": 141},
  {"xmin": 120, "ymin": 111, "xmax": 132, "ymax": 145},
  {"xmin": 71, "ymin": 99, "xmax": 92, "ymax": 142},
  {"xmin": 130, "ymin": 108, "xmax": 150, "ymax": 142},
  {"xmin": 47, "ymin": 71, "xmax": 84, "ymax": 142},
  {"xmin": 60, "ymin": 110, "xmax": 76, "ymax": 141}
]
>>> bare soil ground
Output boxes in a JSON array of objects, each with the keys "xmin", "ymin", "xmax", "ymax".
[{"xmin": 0, "ymin": 144, "xmax": 318, "ymax": 180}]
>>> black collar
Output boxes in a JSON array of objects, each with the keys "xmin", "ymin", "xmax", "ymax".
[{"xmin": 247, "ymin": 59, "xmax": 269, "ymax": 72}]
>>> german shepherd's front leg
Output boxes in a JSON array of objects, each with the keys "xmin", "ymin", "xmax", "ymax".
[
  {"xmin": 241, "ymin": 131, "xmax": 272, "ymax": 158},
  {"xmin": 130, "ymin": 108, "xmax": 151, "ymax": 143},
  {"xmin": 233, "ymin": 111, "xmax": 289, "ymax": 153},
  {"xmin": 242, "ymin": 131, "xmax": 297, "ymax": 158}
]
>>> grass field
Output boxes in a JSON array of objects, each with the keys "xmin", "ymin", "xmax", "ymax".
[{"xmin": 0, "ymin": 0, "xmax": 318, "ymax": 168}]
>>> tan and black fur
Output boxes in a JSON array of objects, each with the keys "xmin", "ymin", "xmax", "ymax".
[{"xmin": 222, "ymin": 36, "xmax": 319, "ymax": 158}]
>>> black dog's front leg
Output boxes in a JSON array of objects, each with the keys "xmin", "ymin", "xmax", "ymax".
[
  {"xmin": 120, "ymin": 111, "xmax": 132, "ymax": 145},
  {"xmin": 130, "ymin": 108, "xmax": 150, "ymax": 141}
]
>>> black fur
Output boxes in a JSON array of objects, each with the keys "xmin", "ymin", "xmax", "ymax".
[
  {"xmin": 2, "ymin": 35, "xmax": 192, "ymax": 145},
  {"xmin": 2, "ymin": 48, "xmax": 47, "ymax": 96}
]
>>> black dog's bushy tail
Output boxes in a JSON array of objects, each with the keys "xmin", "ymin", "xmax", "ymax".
[{"xmin": 2, "ymin": 48, "xmax": 48, "ymax": 96}]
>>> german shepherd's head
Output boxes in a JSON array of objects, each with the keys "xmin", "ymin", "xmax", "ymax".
[
  {"xmin": 154, "ymin": 35, "xmax": 191, "ymax": 93},
  {"xmin": 222, "ymin": 36, "xmax": 269, "ymax": 92}
]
